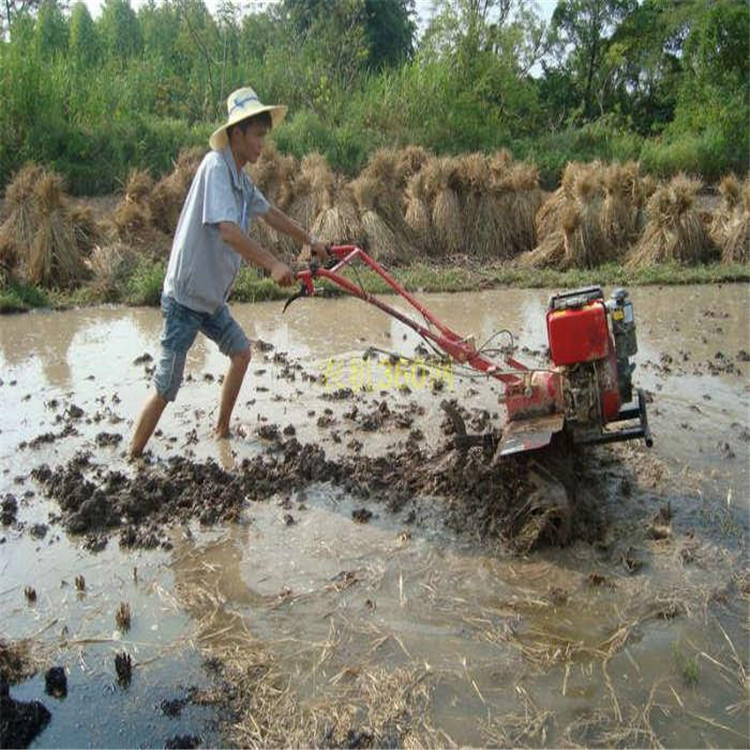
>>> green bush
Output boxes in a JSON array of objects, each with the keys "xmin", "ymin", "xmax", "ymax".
[
  {"xmin": 0, "ymin": 281, "xmax": 50, "ymax": 313},
  {"xmin": 126, "ymin": 257, "xmax": 165, "ymax": 306}
]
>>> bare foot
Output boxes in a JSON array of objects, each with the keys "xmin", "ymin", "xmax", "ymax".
[{"xmin": 214, "ymin": 425, "xmax": 231, "ymax": 440}]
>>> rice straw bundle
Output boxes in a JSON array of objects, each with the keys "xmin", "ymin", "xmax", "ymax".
[
  {"xmin": 150, "ymin": 147, "xmax": 206, "ymax": 234},
  {"xmin": 456, "ymin": 153, "xmax": 498, "ymax": 257},
  {"xmin": 521, "ymin": 162, "xmax": 605, "ymax": 269},
  {"xmin": 1, "ymin": 164, "xmax": 89, "ymax": 287},
  {"xmin": 360, "ymin": 148, "xmax": 408, "ymax": 234},
  {"xmin": 404, "ymin": 171, "xmax": 433, "ymax": 253},
  {"xmin": 396, "ymin": 145, "xmax": 430, "ymax": 186},
  {"xmin": 489, "ymin": 149, "xmax": 513, "ymax": 181},
  {"xmin": 311, "ymin": 180, "xmax": 363, "ymax": 245},
  {"xmin": 1, "ymin": 163, "xmax": 45, "ymax": 258},
  {"xmin": 422, "ymin": 157, "xmax": 463, "ymax": 256},
  {"xmin": 534, "ymin": 161, "xmax": 587, "ymax": 244},
  {"xmin": 114, "ymin": 169, "xmax": 155, "ymax": 240},
  {"xmin": 626, "ymin": 174, "xmax": 717, "ymax": 268},
  {"xmin": 564, "ymin": 166, "xmax": 609, "ymax": 267},
  {"xmin": 517, "ymin": 228, "xmax": 566, "ymax": 269},
  {"xmin": 69, "ymin": 204, "xmax": 101, "ymax": 256},
  {"xmin": 85, "ymin": 242, "xmax": 136, "ymax": 301},
  {"xmin": 260, "ymin": 148, "xmax": 299, "ymax": 212},
  {"xmin": 288, "ymin": 153, "xmax": 334, "ymax": 230},
  {"xmin": 494, "ymin": 161, "xmax": 544, "ymax": 256},
  {"xmin": 29, "ymin": 172, "xmax": 87, "ymax": 287},
  {"xmin": 710, "ymin": 174, "xmax": 742, "ymax": 246},
  {"xmin": 601, "ymin": 162, "xmax": 640, "ymax": 249},
  {"xmin": 351, "ymin": 176, "xmax": 411, "ymax": 262},
  {"xmin": 720, "ymin": 178, "xmax": 750, "ymax": 263}
]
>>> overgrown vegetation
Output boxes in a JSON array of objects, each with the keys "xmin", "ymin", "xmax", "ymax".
[{"xmin": 1, "ymin": 0, "xmax": 747, "ymax": 195}]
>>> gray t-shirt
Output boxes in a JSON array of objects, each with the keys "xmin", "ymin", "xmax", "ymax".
[{"xmin": 163, "ymin": 146, "xmax": 270, "ymax": 313}]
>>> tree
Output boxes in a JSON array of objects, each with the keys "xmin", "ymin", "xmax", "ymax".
[
  {"xmin": 363, "ymin": 0, "xmax": 415, "ymax": 70},
  {"xmin": 33, "ymin": 0, "xmax": 67, "ymax": 56},
  {"xmin": 98, "ymin": 0, "xmax": 142, "ymax": 59},
  {"xmin": 69, "ymin": 1, "xmax": 98, "ymax": 66},
  {"xmin": 549, "ymin": 0, "xmax": 637, "ymax": 120},
  {"xmin": 138, "ymin": 0, "xmax": 180, "ymax": 63},
  {"xmin": 1, "ymin": 0, "xmax": 40, "ymax": 39},
  {"xmin": 281, "ymin": 0, "xmax": 414, "ymax": 72}
]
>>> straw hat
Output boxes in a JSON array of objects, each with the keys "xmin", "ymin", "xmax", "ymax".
[{"xmin": 209, "ymin": 87, "xmax": 287, "ymax": 151}]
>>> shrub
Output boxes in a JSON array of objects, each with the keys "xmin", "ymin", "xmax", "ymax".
[{"xmin": 126, "ymin": 256, "xmax": 164, "ymax": 306}]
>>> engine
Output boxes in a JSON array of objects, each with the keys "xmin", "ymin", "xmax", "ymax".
[{"xmin": 546, "ymin": 286, "xmax": 639, "ymax": 442}]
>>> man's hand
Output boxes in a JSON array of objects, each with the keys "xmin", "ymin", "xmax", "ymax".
[
  {"xmin": 310, "ymin": 241, "xmax": 329, "ymax": 263},
  {"xmin": 271, "ymin": 261, "xmax": 294, "ymax": 286}
]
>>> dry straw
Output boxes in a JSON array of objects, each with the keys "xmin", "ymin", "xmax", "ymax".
[
  {"xmin": 29, "ymin": 171, "xmax": 87, "ymax": 287},
  {"xmin": 350, "ymin": 175, "xmax": 412, "ymax": 262},
  {"xmin": 150, "ymin": 146, "xmax": 206, "ymax": 234},
  {"xmin": 395, "ymin": 144, "xmax": 430, "ymax": 186},
  {"xmin": 601, "ymin": 162, "xmax": 641, "ymax": 249},
  {"xmin": 720, "ymin": 177, "xmax": 750, "ymax": 263},
  {"xmin": 0, "ymin": 163, "xmax": 88, "ymax": 287},
  {"xmin": 493, "ymin": 160, "xmax": 544, "ymax": 257},
  {"xmin": 360, "ymin": 148, "xmax": 410, "ymax": 237},
  {"xmin": 114, "ymin": 169, "xmax": 155, "ymax": 240},
  {"xmin": 456, "ymin": 153, "xmax": 502, "ymax": 258},
  {"xmin": 423, "ymin": 156, "xmax": 463, "ymax": 256},
  {"xmin": 85, "ymin": 242, "xmax": 136, "ymax": 301},
  {"xmin": 521, "ymin": 162, "xmax": 605, "ymax": 269},
  {"xmin": 404, "ymin": 171, "xmax": 433, "ymax": 252},
  {"xmin": 626, "ymin": 174, "xmax": 718, "ymax": 268},
  {"xmin": 311, "ymin": 179, "xmax": 363, "ymax": 246}
]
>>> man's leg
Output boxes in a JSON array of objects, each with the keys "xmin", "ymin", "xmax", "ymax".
[
  {"xmin": 215, "ymin": 347, "xmax": 251, "ymax": 438},
  {"xmin": 129, "ymin": 391, "xmax": 168, "ymax": 458},
  {"xmin": 130, "ymin": 296, "xmax": 199, "ymax": 457}
]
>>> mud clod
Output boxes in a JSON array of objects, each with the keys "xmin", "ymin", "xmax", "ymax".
[
  {"xmin": 1, "ymin": 494, "xmax": 18, "ymax": 525},
  {"xmin": 95, "ymin": 432, "xmax": 123, "ymax": 447},
  {"xmin": 164, "ymin": 734, "xmax": 202, "ymax": 749},
  {"xmin": 0, "ymin": 676, "xmax": 51, "ymax": 749},
  {"xmin": 160, "ymin": 697, "xmax": 187, "ymax": 718},
  {"xmin": 115, "ymin": 652, "xmax": 132, "ymax": 687},
  {"xmin": 352, "ymin": 508, "xmax": 373, "ymax": 524},
  {"xmin": 115, "ymin": 601, "xmax": 131, "ymax": 631},
  {"xmin": 44, "ymin": 666, "xmax": 67, "ymax": 698}
]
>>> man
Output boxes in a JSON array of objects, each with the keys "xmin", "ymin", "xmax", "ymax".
[{"xmin": 129, "ymin": 86, "xmax": 328, "ymax": 458}]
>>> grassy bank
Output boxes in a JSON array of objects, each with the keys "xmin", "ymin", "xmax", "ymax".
[{"xmin": 1, "ymin": 260, "xmax": 747, "ymax": 314}]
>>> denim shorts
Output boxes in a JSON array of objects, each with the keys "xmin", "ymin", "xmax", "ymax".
[{"xmin": 153, "ymin": 294, "xmax": 249, "ymax": 401}]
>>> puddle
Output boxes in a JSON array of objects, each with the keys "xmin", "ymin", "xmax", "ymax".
[{"xmin": 1, "ymin": 284, "xmax": 748, "ymax": 747}]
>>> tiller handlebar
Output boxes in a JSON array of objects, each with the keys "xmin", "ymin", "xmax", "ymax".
[{"xmin": 286, "ymin": 244, "xmax": 531, "ymax": 387}]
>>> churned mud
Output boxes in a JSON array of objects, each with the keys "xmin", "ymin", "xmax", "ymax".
[{"xmin": 29, "ymin": 426, "xmax": 587, "ymax": 556}]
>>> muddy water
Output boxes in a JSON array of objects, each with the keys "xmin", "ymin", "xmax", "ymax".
[{"xmin": 1, "ymin": 284, "xmax": 748, "ymax": 747}]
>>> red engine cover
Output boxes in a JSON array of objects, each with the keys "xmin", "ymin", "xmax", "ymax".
[{"xmin": 546, "ymin": 300, "xmax": 611, "ymax": 366}]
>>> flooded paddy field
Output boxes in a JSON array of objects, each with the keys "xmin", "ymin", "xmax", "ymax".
[{"xmin": 1, "ymin": 284, "xmax": 748, "ymax": 748}]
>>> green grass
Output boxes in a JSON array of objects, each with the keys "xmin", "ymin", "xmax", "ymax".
[
  {"xmin": 1, "ymin": 260, "xmax": 747, "ymax": 313},
  {"xmin": 125, "ymin": 257, "xmax": 166, "ymax": 307},
  {"xmin": 0, "ymin": 281, "xmax": 50, "ymax": 313},
  {"xmin": 672, "ymin": 641, "xmax": 701, "ymax": 686}
]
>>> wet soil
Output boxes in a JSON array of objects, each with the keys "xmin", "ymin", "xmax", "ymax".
[
  {"xmin": 29, "ymin": 429, "xmax": 578, "ymax": 555},
  {"xmin": 0, "ymin": 285, "xmax": 748, "ymax": 748}
]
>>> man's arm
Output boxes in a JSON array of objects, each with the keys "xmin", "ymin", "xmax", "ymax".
[
  {"xmin": 261, "ymin": 206, "xmax": 329, "ymax": 261},
  {"xmin": 218, "ymin": 221, "xmax": 294, "ymax": 286}
]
